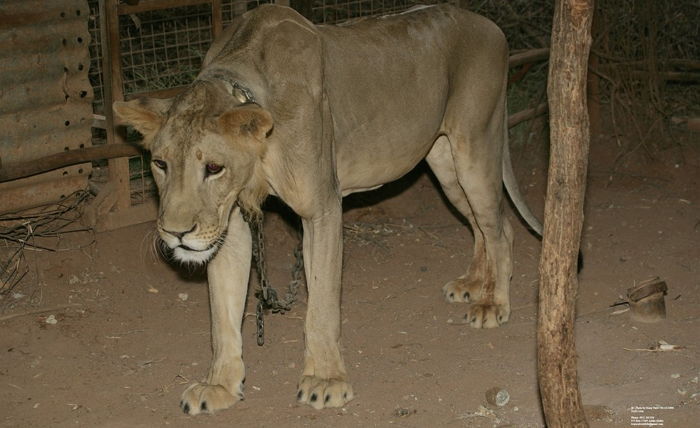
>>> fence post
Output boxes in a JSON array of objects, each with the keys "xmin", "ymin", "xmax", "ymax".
[{"xmin": 99, "ymin": 0, "xmax": 131, "ymax": 212}]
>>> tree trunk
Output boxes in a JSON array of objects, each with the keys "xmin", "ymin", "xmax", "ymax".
[{"xmin": 537, "ymin": 1, "xmax": 594, "ymax": 427}]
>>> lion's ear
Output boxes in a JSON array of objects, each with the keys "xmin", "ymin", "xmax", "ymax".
[
  {"xmin": 113, "ymin": 98, "xmax": 172, "ymax": 148},
  {"xmin": 218, "ymin": 106, "xmax": 273, "ymax": 141}
]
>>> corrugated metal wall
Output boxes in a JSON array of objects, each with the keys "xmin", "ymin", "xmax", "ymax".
[{"xmin": 0, "ymin": 0, "xmax": 94, "ymax": 213}]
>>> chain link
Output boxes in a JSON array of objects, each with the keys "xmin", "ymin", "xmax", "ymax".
[{"xmin": 244, "ymin": 210, "xmax": 304, "ymax": 346}]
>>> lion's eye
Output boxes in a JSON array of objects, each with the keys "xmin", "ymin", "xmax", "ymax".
[
  {"xmin": 205, "ymin": 162, "xmax": 223, "ymax": 176},
  {"xmin": 152, "ymin": 159, "xmax": 167, "ymax": 171}
]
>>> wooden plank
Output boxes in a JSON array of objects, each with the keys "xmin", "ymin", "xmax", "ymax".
[
  {"xmin": 0, "ymin": 175, "xmax": 87, "ymax": 214},
  {"xmin": 117, "ymin": 0, "xmax": 213, "ymax": 15},
  {"xmin": 0, "ymin": 144, "xmax": 142, "ymax": 183}
]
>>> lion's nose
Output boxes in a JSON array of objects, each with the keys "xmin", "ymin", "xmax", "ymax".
[{"xmin": 162, "ymin": 224, "xmax": 197, "ymax": 239}]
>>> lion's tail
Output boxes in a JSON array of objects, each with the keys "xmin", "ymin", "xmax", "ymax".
[
  {"xmin": 501, "ymin": 103, "xmax": 544, "ymax": 237},
  {"xmin": 501, "ymin": 102, "xmax": 585, "ymax": 270}
]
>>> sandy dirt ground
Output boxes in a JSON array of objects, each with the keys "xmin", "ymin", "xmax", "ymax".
[{"xmin": 1, "ymin": 135, "xmax": 699, "ymax": 427}]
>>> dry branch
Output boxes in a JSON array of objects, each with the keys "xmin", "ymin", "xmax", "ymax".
[
  {"xmin": 509, "ymin": 48, "xmax": 550, "ymax": 68},
  {"xmin": 508, "ymin": 103, "xmax": 548, "ymax": 128},
  {"xmin": 672, "ymin": 117, "xmax": 700, "ymax": 132},
  {"xmin": 596, "ymin": 66, "xmax": 700, "ymax": 82},
  {"xmin": 1, "ymin": 191, "xmax": 93, "ymax": 301},
  {"xmin": 0, "ymin": 303, "xmax": 82, "ymax": 322},
  {"xmin": 596, "ymin": 58, "xmax": 700, "ymax": 71},
  {"xmin": 627, "ymin": 71, "xmax": 700, "ymax": 82}
]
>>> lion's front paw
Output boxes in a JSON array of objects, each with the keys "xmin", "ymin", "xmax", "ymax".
[
  {"xmin": 442, "ymin": 276, "xmax": 484, "ymax": 303},
  {"xmin": 465, "ymin": 303, "xmax": 510, "ymax": 328},
  {"xmin": 180, "ymin": 382, "xmax": 242, "ymax": 415},
  {"xmin": 296, "ymin": 376, "xmax": 354, "ymax": 409}
]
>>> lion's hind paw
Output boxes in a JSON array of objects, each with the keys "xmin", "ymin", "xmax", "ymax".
[
  {"xmin": 296, "ymin": 376, "xmax": 353, "ymax": 410},
  {"xmin": 465, "ymin": 303, "xmax": 510, "ymax": 328},
  {"xmin": 180, "ymin": 382, "xmax": 241, "ymax": 416}
]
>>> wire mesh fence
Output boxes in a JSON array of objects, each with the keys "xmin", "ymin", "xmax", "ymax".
[
  {"xmin": 118, "ymin": 3, "xmax": 213, "ymax": 97},
  {"xmin": 222, "ymin": 0, "xmax": 272, "ymax": 25}
]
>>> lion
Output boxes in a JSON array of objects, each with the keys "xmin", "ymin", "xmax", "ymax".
[{"xmin": 113, "ymin": 4, "xmax": 543, "ymax": 415}]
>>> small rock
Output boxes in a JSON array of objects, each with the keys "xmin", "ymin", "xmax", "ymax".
[
  {"xmin": 671, "ymin": 373, "xmax": 680, "ymax": 379},
  {"xmin": 178, "ymin": 293, "xmax": 189, "ymax": 301},
  {"xmin": 393, "ymin": 407, "xmax": 416, "ymax": 417},
  {"xmin": 485, "ymin": 387, "xmax": 510, "ymax": 407},
  {"xmin": 45, "ymin": 315, "xmax": 58, "ymax": 325}
]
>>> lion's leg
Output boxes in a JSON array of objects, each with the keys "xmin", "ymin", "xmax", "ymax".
[
  {"xmin": 296, "ymin": 200, "xmax": 353, "ymax": 409},
  {"xmin": 426, "ymin": 136, "xmax": 489, "ymax": 304},
  {"xmin": 180, "ymin": 208, "xmax": 251, "ymax": 415},
  {"xmin": 438, "ymin": 128, "xmax": 514, "ymax": 328}
]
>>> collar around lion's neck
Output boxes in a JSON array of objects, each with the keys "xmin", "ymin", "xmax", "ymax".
[{"xmin": 197, "ymin": 70, "xmax": 257, "ymax": 106}]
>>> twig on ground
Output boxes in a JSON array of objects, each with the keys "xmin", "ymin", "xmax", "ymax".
[{"xmin": 0, "ymin": 303, "xmax": 82, "ymax": 322}]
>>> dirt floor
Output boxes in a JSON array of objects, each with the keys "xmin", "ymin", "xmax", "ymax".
[{"xmin": 1, "ymin": 134, "xmax": 699, "ymax": 427}]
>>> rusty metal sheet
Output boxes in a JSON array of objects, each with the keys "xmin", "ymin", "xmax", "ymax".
[
  {"xmin": 0, "ymin": 174, "xmax": 87, "ymax": 213},
  {"xmin": 0, "ymin": 0, "xmax": 93, "ymax": 214}
]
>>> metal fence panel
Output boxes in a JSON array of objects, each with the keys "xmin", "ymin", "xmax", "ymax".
[{"xmin": 0, "ymin": 0, "xmax": 93, "ymax": 213}]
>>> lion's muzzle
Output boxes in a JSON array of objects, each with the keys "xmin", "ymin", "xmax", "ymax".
[{"xmin": 159, "ymin": 223, "xmax": 221, "ymax": 264}]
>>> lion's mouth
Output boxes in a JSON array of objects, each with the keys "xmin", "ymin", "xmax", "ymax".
[
  {"xmin": 172, "ymin": 244, "xmax": 219, "ymax": 265},
  {"xmin": 158, "ymin": 229, "xmax": 227, "ymax": 266},
  {"xmin": 178, "ymin": 243, "xmax": 201, "ymax": 252}
]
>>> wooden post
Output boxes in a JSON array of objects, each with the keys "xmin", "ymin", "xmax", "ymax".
[
  {"xmin": 211, "ymin": 0, "xmax": 222, "ymax": 38},
  {"xmin": 99, "ymin": 0, "xmax": 131, "ymax": 211},
  {"xmin": 537, "ymin": 0, "xmax": 593, "ymax": 427}
]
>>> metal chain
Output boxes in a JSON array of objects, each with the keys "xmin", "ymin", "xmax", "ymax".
[{"xmin": 244, "ymin": 210, "xmax": 304, "ymax": 346}]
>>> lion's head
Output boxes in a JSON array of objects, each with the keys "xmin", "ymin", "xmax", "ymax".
[{"xmin": 113, "ymin": 81, "xmax": 272, "ymax": 264}]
